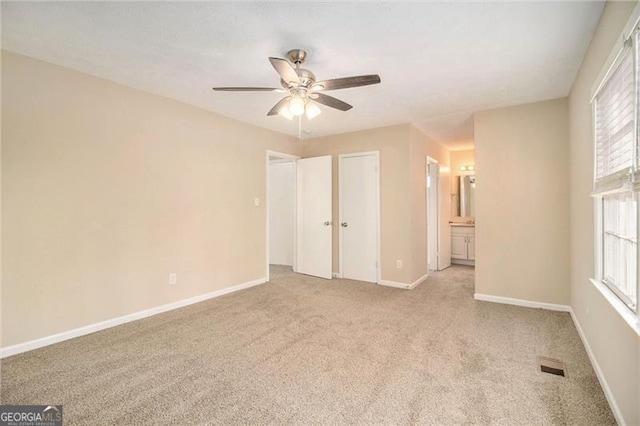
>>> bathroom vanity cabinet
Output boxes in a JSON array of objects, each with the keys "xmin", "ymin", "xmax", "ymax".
[{"xmin": 451, "ymin": 224, "xmax": 475, "ymax": 266}]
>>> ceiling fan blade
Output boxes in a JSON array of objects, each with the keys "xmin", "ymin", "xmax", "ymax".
[
  {"xmin": 267, "ymin": 97, "xmax": 291, "ymax": 116},
  {"xmin": 313, "ymin": 74, "xmax": 381, "ymax": 91},
  {"xmin": 313, "ymin": 93, "xmax": 353, "ymax": 111},
  {"xmin": 269, "ymin": 57, "xmax": 300, "ymax": 86},
  {"xmin": 213, "ymin": 87, "xmax": 283, "ymax": 92}
]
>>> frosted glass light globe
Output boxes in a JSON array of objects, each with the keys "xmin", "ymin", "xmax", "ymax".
[{"xmin": 289, "ymin": 96, "xmax": 305, "ymax": 116}]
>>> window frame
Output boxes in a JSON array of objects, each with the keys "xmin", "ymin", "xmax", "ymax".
[
  {"xmin": 591, "ymin": 11, "xmax": 640, "ymax": 333},
  {"xmin": 594, "ymin": 194, "xmax": 638, "ymax": 312}
]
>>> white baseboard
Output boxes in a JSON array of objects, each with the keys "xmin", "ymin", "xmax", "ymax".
[
  {"xmin": 378, "ymin": 279, "xmax": 411, "ymax": 289},
  {"xmin": 569, "ymin": 309, "xmax": 626, "ymax": 426},
  {"xmin": 409, "ymin": 272, "xmax": 429, "ymax": 289},
  {"xmin": 379, "ymin": 272, "xmax": 430, "ymax": 290},
  {"xmin": 0, "ymin": 277, "xmax": 266, "ymax": 359},
  {"xmin": 474, "ymin": 293, "xmax": 571, "ymax": 312},
  {"xmin": 451, "ymin": 259, "xmax": 475, "ymax": 266}
]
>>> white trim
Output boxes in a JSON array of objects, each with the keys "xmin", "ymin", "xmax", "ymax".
[
  {"xmin": 338, "ymin": 151, "xmax": 381, "ymax": 284},
  {"xmin": 0, "ymin": 277, "xmax": 266, "ymax": 359},
  {"xmin": 378, "ymin": 280, "xmax": 411, "ymax": 290},
  {"xmin": 379, "ymin": 272, "xmax": 429, "ymax": 290},
  {"xmin": 266, "ymin": 150, "xmax": 299, "ymax": 281},
  {"xmin": 268, "ymin": 158, "xmax": 295, "ymax": 165},
  {"xmin": 409, "ymin": 272, "xmax": 429, "ymax": 289},
  {"xmin": 451, "ymin": 259, "xmax": 475, "ymax": 267},
  {"xmin": 590, "ymin": 278, "xmax": 640, "ymax": 335},
  {"xmin": 426, "ymin": 157, "xmax": 440, "ymax": 274},
  {"xmin": 570, "ymin": 309, "xmax": 627, "ymax": 426},
  {"xmin": 473, "ymin": 293, "xmax": 571, "ymax": 312},
  {"xmin": 267, "ymin": 151, "xmax": 299, "ymax": 161}
]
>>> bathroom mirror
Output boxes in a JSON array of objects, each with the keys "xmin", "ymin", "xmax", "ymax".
[{"xmin": 453, "ymin": 175, "xmax": 476, "ymax": 217}]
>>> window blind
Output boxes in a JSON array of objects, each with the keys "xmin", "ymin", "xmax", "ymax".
[{"xmin": 594, "ymin": 43, "xmax": 635, "ymax": 193}]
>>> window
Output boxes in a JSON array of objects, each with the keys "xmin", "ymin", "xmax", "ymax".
[
  {"xmin": 602, "ymin": 192, "xmax": 637, "ymax": 308},
  {"xmin": 592, "ymin": 29, "xmax": 640, "ymax": 313}
]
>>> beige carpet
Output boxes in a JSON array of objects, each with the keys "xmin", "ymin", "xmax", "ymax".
[{"xmin": 1, "ymin": 265, "xmax": 614, "ymax": 425}]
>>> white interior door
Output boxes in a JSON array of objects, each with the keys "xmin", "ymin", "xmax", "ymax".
[
  {"xmin": 340, "ymin": 153, "xmax": 379, "ymax": 283},
  {"xmin": 438, "ymin": 174, "xmax": 452, "ymax": 269},
  {"xmin": 296, "ymin": 155, "xmax": 332, "ymax": 279},
  {"xmin": 427, "ymin": 161, "xmax": 439, "ymax": 271}
]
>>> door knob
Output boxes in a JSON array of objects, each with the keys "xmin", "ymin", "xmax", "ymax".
[
  {"xmin": 341, "ymin": 222, "xmax": 348, "ymax": 227},
  {"xmin": 324, "ymin": 221, "xmax": 332, "ymax": 226}
]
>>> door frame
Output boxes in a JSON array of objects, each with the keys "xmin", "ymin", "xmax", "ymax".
[
  {"xmin": 426, "ymin": 156, "xmax": 440, "ymax": 272},
  {"xmin": 338, "ymin": 151, "xmax": 381, "ymax": 283},
  {"xmin": 266, "ymin": 150, "xmax": 300, "ymax": 282}
]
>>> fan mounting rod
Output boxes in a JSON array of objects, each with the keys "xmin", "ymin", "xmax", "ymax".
[{"xmin": 287, "ymin": 49, "xmax": 307, "ymax": 66}]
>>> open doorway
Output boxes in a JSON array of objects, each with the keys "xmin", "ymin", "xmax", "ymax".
[
  {"xmin": 266, "ymin": 151, "xmax": 299, "ymax": 281},
  {"xmin": 427, "ymin": 157, "xmax": 440, "ymax": 272}
]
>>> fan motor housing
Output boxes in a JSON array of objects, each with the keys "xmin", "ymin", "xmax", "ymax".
[
  {"xmin": 281, "ymin": 68, "xmax": 316, "ymax": 89},
  {"xmin": 296, "ymin": 68, "xmax": 316, "ymax": 86}
]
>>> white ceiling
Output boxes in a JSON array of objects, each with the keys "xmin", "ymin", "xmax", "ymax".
[{"xmin": 1, "ymin": 1, "xmax": 604, "ymax": 147}]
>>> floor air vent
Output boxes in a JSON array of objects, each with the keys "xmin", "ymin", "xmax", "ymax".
[{"xmin": 537, "ymin": 356, "xmax": 566, "ymax": 377}]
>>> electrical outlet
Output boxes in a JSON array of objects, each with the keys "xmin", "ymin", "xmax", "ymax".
[
  {"xmin": 169, "ymin": 273, "xmax": 177, "ymax": 285},
  {"xmin": 396, "ymin": 260, "xmax": 403, "ymax": 269},
  {"xmin": 254, "ymin": 197, "xmax": 260, "ymax": 207}
]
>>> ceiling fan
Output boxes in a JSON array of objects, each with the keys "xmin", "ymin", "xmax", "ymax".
[{"xmin": 213, "ymin": 49, "xmax": 381, "ymax": 120}]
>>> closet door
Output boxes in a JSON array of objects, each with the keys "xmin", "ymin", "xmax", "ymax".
[
  {"xmin": 340, "ymin": 152, "xmax": 379, "ymax": 283},
  {"xmin": 296, "ymin": 156, "xmax": 332, "ymax": 279}
]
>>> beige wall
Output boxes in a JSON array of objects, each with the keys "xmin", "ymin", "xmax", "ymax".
[
  {"xmin": 474, "ymin": 98, "xmax": 570, "ymax": 305},
  {"xmin": 450, "ymin": 149, "xmax": 475, "ymax": 178},
  {"xmin": 302, "ymin": 124, "xmax": 450, "ymax": 285},
  {"xmin": 2, "ymin": 51, "xmax": 451, "ymax": 348},
  {"xmin": 568, "ymin": 2, "xmax": 639, "ymax": 424},
  {"xmin": 2, "ymin": 51, "xmax": 300, "ymax": 348},
  {"xmin": 302, "ymin": 125, "xmax": 413, "ymax": 284}
]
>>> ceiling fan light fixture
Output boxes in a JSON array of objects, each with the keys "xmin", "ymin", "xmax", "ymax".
[
  {"xmin": 305, "ymin": 102, "xmax": 322, "ymax": 120},
  {"xmin": 278, "ymin": 104, "xmax": 294, "ymax": 120},
  {"xmin": 289, "ymin": 96, "xmax": 306, "ymax": 116}
]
